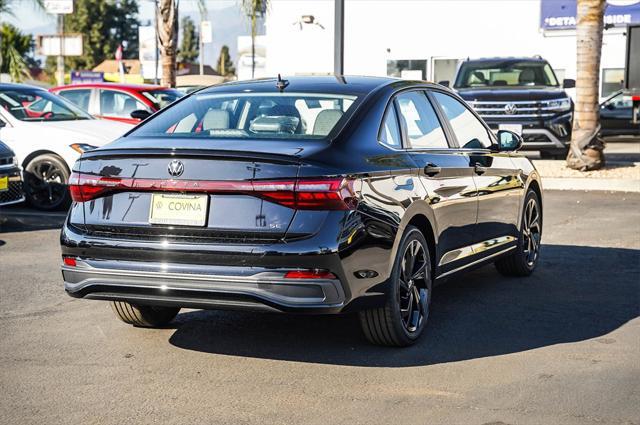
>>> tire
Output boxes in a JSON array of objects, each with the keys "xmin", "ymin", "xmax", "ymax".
[
  {"xmin": 495, "ymin": 190, "xmax": 542, "ymax": 277},
  {"xmin": 358, "ymin": 225, "xmax": 433, "ymax": 347},
  {"xmin": 110, "ymin": 301, "xmax": 180, "ymax": 327},
  {"xmin": 23, "ymin": 154, "xmax": 71, "ymax": 211}
]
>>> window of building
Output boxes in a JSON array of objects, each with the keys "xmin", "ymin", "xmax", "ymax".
[
  {"xmin": 601, "ymin": 69, "xmax": 624, "ymax": 98},
  {"xmin": 387, "ymin": 59, "xmax": 427, "ymax": 80}
]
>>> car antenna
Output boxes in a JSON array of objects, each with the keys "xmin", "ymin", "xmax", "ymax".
[{"xmin": 276, "ymin": 74, "xmax": 289, "ymax": 92}]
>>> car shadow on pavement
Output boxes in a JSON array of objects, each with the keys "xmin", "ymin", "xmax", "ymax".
[{"xmin": 168, "ymin": 244, "xmax": 640, "ymax": 367}]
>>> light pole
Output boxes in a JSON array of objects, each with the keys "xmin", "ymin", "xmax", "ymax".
[{"xmin": 334, "ymin": 0, "xmax": 344, "ymax": 76}]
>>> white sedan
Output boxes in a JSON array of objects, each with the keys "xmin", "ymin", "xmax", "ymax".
[{"xmin": 0, "ymin": 83, "xmax": 132, "ymax": 210}]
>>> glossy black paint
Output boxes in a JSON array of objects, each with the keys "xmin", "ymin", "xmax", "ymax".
[{"xmin": 61, "ymin": 76, "xmax": 542, "ymax": 313}]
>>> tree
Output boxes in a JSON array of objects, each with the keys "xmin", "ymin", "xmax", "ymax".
[
  {"xmin": 0, "ymin": 23, "xmax": 35, "ymax": 82},
  {"xmin": 240, "ymin": 0, "xmax": 268, "ymax": 78},
  {"xmin": 566, "ymin": 0, "xmax": 607, "ymax": 171},
  {"xmin": 157, "ymin": 0, "xmax": 178, "ymax": 87},
  {"xmin": 216, "ymin": 45, "xmax": 235, "ymax": 76},
  {"xmin": 0, "ymin": 0, "xmax": 41, "ymax": 78},
  {"xmin": 178, "ymin": 16, "xmax": 199, "ymax": 64}
]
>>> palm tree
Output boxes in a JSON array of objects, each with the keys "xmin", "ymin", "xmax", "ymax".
[
  {"xmin": 240, "ymin": 0, "xmax": 268, "ymax": 79},
  {"xmin": 566, "ymin": 0, "xmax": 607, "ymax": 171},
  {"xmin": 156, "ymin": 0, "xmax": 178, "ymax": 87},
  {"xmin": 0, "ymin": 0, "xmax": 41, "ymax": 81},
  {"xmin": 157, "ymin": 0, "xmax": 206, "ymax": 87}
]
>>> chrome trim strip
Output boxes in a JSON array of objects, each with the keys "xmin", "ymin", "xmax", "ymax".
[
  {"xmin": 438, "ymin": 235, "xmax": 517, "ymax": 266},
  {"xmin": 478, "ymin": 113, "xmax": 555, "ymax": 118},
  {"xmin": 61, "ymin": 259, "xmax": 346, "ymax": 308},
  {"xmin": 0, "ymin": 196, "xmax": 26, "ymax": 206},
  {"xmin": 436, "ymin": 246, "xmax": 517, "ymax": 280},
  {"xmin": 469, "ymin": 99, "xmax": 566, "ymax": 105}
]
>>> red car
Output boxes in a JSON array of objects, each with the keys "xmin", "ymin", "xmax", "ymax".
[{"xmin": 49, "ymin": 83, "xmax": 183, "ymax": 125}]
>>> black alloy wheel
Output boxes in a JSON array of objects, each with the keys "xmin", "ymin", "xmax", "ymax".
[
  {"xmin": 359, "ymin": 226, "xmax": 432, "ymax": 347},
  {"xmin": 495, "ymin": 190, "xmax": 542, "ymax": 276},
  {"xmin": 24, "ymin": 154, "xmax": 70, "ymax": 210}
]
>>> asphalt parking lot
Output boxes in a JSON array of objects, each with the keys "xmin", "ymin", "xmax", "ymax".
[{"xmin": 1, "ymin": 190, "xmax": 639, "ymax": 425}]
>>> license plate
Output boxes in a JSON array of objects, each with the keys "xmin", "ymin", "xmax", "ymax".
[
  {"xmin": 0, "ymin": 176, "xmax": 7, "ymax": 192},
  {"xmin": 499, "ymin": 124, "xmax": 523, "ymax": 135},
  {"xmin": 149, "ymin": 193, "xmax": 208, "ymax": 226}
]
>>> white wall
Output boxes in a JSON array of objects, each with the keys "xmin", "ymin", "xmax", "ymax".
[{"xmin": 265, "ymin": 0, "xmax": 628, "ymax": 94}]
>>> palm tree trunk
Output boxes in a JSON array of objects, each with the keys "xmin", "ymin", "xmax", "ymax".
[
  {"xmin": 567, "ymin": 0, "xmax": 607, "ymax": 170},
  {"xmin": 157, "ymin": 0, "xmax": 178, "ymax": 87}
]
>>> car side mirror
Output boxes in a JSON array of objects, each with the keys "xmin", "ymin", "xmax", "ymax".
[
  {"xmin": 130, "ymin": 109, "xmax": 151, "ymax": 120},
  {"xmin": 437, "ymin": 80, "xmax": 450, "ymax": 87},
  {"xmin": 562, "ymin": 79, "xmax": 576, "ymax": 89},
  {"xmin": 496, "ymin": 130, "xmax": 523, "ymax": 152}
]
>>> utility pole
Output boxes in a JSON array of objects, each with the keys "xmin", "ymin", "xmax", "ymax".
[
  {"xmin": 199, "ymin": 27, "xmax": 204, "ymax": 75},
  {"xmin": 334, "ymin": 0, "xmax": 344, "ymax": 76},
  {"xmin": 56, "ymin": 14, "xmax": 65, "ymax": 85}
]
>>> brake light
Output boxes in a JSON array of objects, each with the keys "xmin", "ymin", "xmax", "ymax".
[
  {"xmin": 68, "ymin": 173, "xmax": 357, "ymax": 210},
  {"xmin": 284, "ymin": 270, "xmax": 337, "ymax": 279},
  {"xmin": 62, "ymin": 257, "xmax": 76, "ymax": 267}
]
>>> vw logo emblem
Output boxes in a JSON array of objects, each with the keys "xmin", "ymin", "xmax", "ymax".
[
  {"xmin": 504, "ymin": 103, "xmax": 518, "ymax": 115},
  {"xmin": 167, "ymin": 160, "xmax": 184, "ymax": 177}
]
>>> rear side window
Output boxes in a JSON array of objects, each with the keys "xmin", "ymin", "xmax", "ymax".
[
  {"xmin": 58, "ymin": 89, "xmax": 91, "ymax": 111},
  {"xmin": 100, "ymin": 90, "xmax": 149, "ymax": 118},
  {"xmin": 433, "ymin": 92, "xmax": 493, "ymax": 149},
  {"xmin": 396, "ymin": 91, "xmax": 448, "ymax": 149},
  {"xmin": 380, "ymin": 103, "xmax": 401, "ymax": 148},
  {"xmin": 130, "ymin": 92, "xmax": 359, "ymax": 140}
]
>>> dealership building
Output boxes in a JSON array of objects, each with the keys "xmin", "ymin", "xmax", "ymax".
[{"xmin": 261, "ymin": 0, "xmax": 639, "ymax": 99}]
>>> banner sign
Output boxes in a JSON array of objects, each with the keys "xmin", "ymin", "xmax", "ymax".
[
  {"xmin": 541, "ymin": 0, "xmax": 640, "ymax": 30},
  {"xmin": 44, "ymin": 0, "xmax": 73, "ymax": 14},
  {"xmin": 70, "ymin": 71, "xmax": 103, "ymax": 84}
]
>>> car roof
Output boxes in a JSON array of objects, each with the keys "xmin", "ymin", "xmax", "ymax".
[
  {"xmin": 0, "ymin": 82, "xmax": 47, "ymax": 91},
  {"xmin": 463, "ymin": 56, "xmax": 548, "ymax": 63},
  {"xmin": 199, "ymin": 75, "xmax": 436, "ymax": 96},
  {"xmin": 50, "ymin": 82, "xmax": 173, "ymax": 91}
]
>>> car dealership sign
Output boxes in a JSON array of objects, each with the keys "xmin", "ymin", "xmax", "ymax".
[{"xmin": 541, "ymin": 0, "xmax": 640, "ymax": 30}]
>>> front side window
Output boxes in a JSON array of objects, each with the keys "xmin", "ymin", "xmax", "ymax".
[
  {"xmin": 601, "ymin": 69, "xmax": 624, "ymax": 98},
  {"xmin": 130, "ymin": 92, "xmax": 359, "ymax": 140},
  {"xmin": 433, "ymin": 92, "xmax": 493, "ymax": 149},
  {"xmin": 58, "ymin": 89, "xmax": 92, "ymax": 111},
  {"xmin": 0, "ymin": 88, "xmax": 91, "ymax": 121},
  {"xmin": 380, "ymin": 103, "xmax": 402, "ymax": 148},
  {"xmin": 396, "ymin": 91, "xmax": 448, "ymax": 149},
  {"xmin": 100, "ymin": 90, "xmax": 149, "ymax": 118}
]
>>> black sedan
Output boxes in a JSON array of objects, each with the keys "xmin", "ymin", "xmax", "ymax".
[
  {"xmin": 0, "ymin": 140, "xmax": 24, "ymax": 206},
  {"xmin": 60, "ymin": 76, "xmax": 542, "ymax": 346}
]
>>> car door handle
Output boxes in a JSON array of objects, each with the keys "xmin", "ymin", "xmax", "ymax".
[
  {"xmin": 424, "ymin": 163, "xmax": 441, "ymax": 177},
  {"xmin": 474, "ymin": 163, "xmax": 488, "ymax": 175}
]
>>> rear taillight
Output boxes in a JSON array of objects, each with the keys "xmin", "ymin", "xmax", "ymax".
[
  {"xmin": 284, "ymin": 269, "xmax": 337, "ymax": 279},
  {"xmin": 68, "ymin": 173, "xmax": 358, "ymax": 210}
]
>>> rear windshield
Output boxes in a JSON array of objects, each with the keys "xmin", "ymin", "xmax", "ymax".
[
  {"xmin": 129, "ymin": 92, "xmax": 359, "ymax": 140},
  {"xmin": 454, "ymin": 60, "xmax": 559, "ymax": 89}
]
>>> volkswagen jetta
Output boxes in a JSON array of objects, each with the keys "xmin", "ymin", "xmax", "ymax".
[{"xmin": 60, "ymin": 76, "xmax": 542, "ymax": 346}]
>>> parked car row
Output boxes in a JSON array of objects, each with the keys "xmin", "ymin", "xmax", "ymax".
[{"xmin": 0, "ymin": 82, "xmax": 184, "ymax": 210}]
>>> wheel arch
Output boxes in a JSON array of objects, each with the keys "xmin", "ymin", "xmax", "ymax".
[
  {"xmin": 406, "ymin": 214, "xmax": 437, "ymax": 276},
  {"xmin": 22, "ymin": 150, "xmax": 71, "ymax": 175}
]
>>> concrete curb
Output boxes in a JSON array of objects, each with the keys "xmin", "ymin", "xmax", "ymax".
[{"xmin": 542, "ymin": 177, "xmax": 640, "ymax": 193}]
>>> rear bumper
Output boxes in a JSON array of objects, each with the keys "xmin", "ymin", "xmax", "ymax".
[
  {"xmin": 63, "ymin": 258, "xmax": 346, "ymax": 313},
  {"xmin": 60, "ymin": 217, "xmax": 390, "ymax": 314}
]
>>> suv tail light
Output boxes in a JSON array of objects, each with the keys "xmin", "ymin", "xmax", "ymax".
[{"xmin": 68, "ymin": 173, "xmax": 358, "ymax": 211}]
